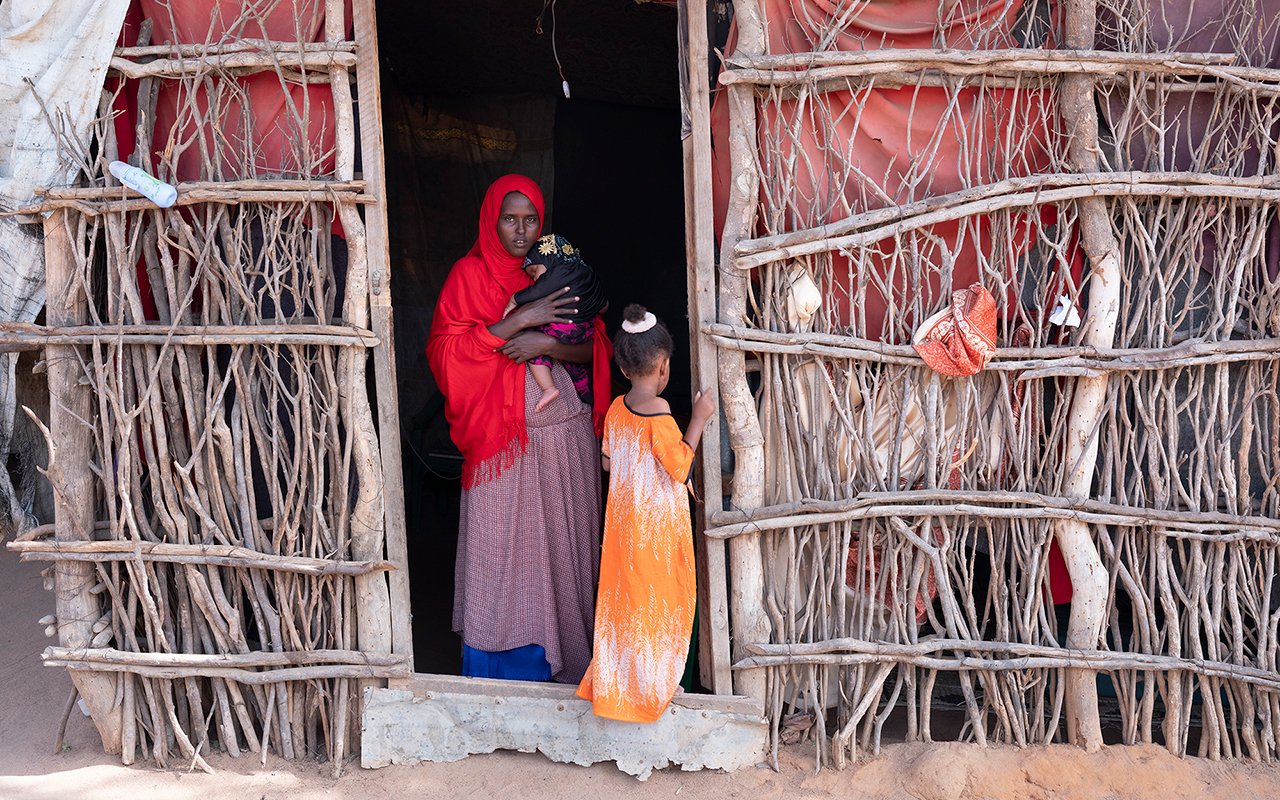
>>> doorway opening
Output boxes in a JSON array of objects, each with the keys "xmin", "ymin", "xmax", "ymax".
[{"xmin": 374, "ymin": 0, "xmax": 694, "ymax": 677}]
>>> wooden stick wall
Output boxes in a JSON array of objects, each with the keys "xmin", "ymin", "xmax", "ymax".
[
  {"xmin": 9, "ymin": 0, "xmax": 408, "ymax": 775},
  {"xmin": 711, "ymin": 0, "xmax": 1280, "ymax": 769}
]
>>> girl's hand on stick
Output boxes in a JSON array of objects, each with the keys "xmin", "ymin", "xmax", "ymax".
[
  {"xmin": 682, "ymin": 389, "xmax": 716, "ymax": 456},
  {"xmin": 691, "ymin": 389, "xmax": 715, "ymax": 427}
]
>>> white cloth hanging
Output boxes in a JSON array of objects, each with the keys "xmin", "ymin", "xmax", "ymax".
[{"xmin": 0, "ymin": 0, "xmax": 131, "ymax": 534}]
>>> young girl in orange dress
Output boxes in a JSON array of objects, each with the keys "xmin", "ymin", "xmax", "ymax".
[{"xmin": 576, "ymin": 304, "xmax": 715, "ymax": 723}]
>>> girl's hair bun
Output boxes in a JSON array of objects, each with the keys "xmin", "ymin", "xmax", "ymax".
[
  {"xmin": 623, "ymin": 304, "xmax": 648, "ymax": 324},
  {"xmin": 614, "ymin": 303, "xmax": 672, "ymax": 377}
]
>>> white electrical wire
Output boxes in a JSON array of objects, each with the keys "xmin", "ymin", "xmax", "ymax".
[{"xmin": 535, "ymin": 0, "xmax": 571, "ymax": 98}]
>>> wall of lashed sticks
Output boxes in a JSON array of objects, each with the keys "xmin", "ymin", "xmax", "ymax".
[
  {"xmin": 9, "ymin": 0, "xmax": 1280, "ymax": 777},
  {"xmin": 697, "ymin": 0, "xmax": 1280, "ymax": 769},
  {"xmin": 6, "ymin": 0, "xmax": 411, "ymax": 774}
]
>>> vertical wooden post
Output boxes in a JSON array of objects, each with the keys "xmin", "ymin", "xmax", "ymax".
[
  {"xmin": 681, "ymin": 0, "xmax": 732, "ymax": 696},
  {"xmin": 44, "ymin": 209, "xmax": 123, "ymax": 753},
  {"xmin": 717, "ymin": 0, "xmax": 770, "ymax": 703},
  {"xmin": 1056, "ymin": 0, "xmax": 1117, "ymax": 753},
  {"xmin": 328, "ymin": 0, "xmax": 393, "ymax": 663},
  {"xmin": 351, "ymin": 0, "xmax": 414, "ymax": 663}
]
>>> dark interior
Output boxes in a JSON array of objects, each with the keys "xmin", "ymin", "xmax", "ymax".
[{"xmin": 374, "ymin": 0, "xmax": 690, "ymax": 674}]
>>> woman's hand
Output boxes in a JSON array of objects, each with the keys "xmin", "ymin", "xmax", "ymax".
[
  {"xmin": 499, "ymin": 331, "xmax": 593, "ymax": 364},
  {"xmin": 511, "ymin": 286, "xmax": 578, "ymax": 329},
  {"xmin": 488, "ymin": 287, "xmax": 577, "ymax": 341},
  {"xmin": 498, "ymin": 331, "xmax": 556, "ymax": 364}
]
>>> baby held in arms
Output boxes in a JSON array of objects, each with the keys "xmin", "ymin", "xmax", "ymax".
[{"xmin": 505, "ymin": 234, "xmax": 608, "ymax": 412}]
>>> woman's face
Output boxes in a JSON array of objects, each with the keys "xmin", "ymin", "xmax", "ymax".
[{"xmin": 496, "ymin": 192, "xmax": 540, "ymax": 258}]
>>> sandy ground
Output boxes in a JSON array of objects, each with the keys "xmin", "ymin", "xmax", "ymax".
[{"xmin": 4, "ymin": 550, "xmax": 1280, "ymax": 800}]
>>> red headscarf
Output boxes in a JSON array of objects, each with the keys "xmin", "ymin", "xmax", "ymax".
[{"xmin": 427, "ymin": 174, "xmax": 612, "ymax": 488}]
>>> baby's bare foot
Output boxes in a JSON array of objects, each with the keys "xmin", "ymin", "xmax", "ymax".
[{"xmin": 535, "ymin": 386, "xmax": 561, "ymax": 413}]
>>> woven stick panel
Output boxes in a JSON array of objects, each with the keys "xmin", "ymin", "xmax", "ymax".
[
  {"xmin": 28, "ymin": 0, "xmax": 391, "ymax": 771},
  {"xmin": 716, "ymin": 0, "xmax": 1280, "ymax": 767}
]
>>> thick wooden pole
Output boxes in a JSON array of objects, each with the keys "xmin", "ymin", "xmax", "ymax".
[
  {"xmin": 681, "ymin": 0, "xmax": 732, "ymax": 696},
  {"xmin": 351, "ymin": 0, "xmax": 413, "ymax": 663},
  {"xmin": 328, "ymin": 0, "xmax": 393, "ymax": 664},
  {"xmin": 44, "ymin": 209, "xmax": 123, "ymax": 753},
  {"xmin": 718, "ymin": 0, "xmax": 770, "ymax": 702},
  {"xmin": 1056, "ymin": 0, "xmax": 1117, "ymax": 753}
]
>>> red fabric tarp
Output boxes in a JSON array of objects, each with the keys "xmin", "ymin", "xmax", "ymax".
[
  {"xmin": 711, "ymin": 0, "xmax": 1060, "ymax": 338},
  {"xmin": 111, "ymin": 0, "xmax": 353, "ymax": 320},
  {"xmin": 113, "ymin": 0, "xmax": 351, "ymax": 181},
  {"xmin": 710, "ymin": 0, "xmax": 1074, "ymax": 598}
]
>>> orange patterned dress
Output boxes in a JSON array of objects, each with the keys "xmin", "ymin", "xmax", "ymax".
[{"xmin": 576, "ymin": 396, "xmax": 696, "ymax": 722}]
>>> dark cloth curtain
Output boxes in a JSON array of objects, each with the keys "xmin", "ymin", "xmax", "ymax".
[{"xmin": 383, "ymin": 89, "xmax": 556, "ymax": 461}]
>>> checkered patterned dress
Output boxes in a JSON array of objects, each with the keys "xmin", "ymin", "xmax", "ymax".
[{"xmin": 453, "ymin": 364, "xmax": 601, "ymax": 683}]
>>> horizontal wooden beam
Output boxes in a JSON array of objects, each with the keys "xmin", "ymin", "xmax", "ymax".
[
  {"xmin": 703, "ymin": 489, "xmax": 1280, "ymax": 540},
  {"xmin": 0, "ymin": 321, "xmax": 379, "ymax": 350},
  {"xmin": 39, "ymin": 179, "xmax": 366, "ymax": 198},
  {"xmin": 115, "ymin": 40, "xmax": 356, "ymax": 59},
  {"xmin": 720, "ymin": 48, "xmax": 1280, "ymax": 87},
  {"xmin": 736, "ymin": 170, "xmax": 1280, "ymax": 258},
  {"xmin": 726, "ymin": 47, "xmax": 1238, "ymax": 71},
  {"xmin": 704, "ymin": 324, "xmax": 1280, "ymax": 374},
  {"xmin": 9, "ymin": 189, "xmax": 374, "ymax": 216},
  {"xmin": 109, "ymin": 50, "xmax": 356, "ymax": 80},
  {"xmin": 734, "ymin": 176, "xmax": 1280, "ymax": 270},
  {"xmin": 734, "ymin": 639, "xmax": 1280, "ymax": 692},
  {"xmin": 9, "ymin": 540, "xmax": 397, "ymax": 576},
  {"xmin": 46, "ymin": 646, "xmax": 406, "ymax": 669},
  {"xmin": 43, "ymin": 658, "xmax": 409, "ymax": 684},
  {"xmin": 748, "ymin": 72, "xmax": 1280, "ymax": 99}
]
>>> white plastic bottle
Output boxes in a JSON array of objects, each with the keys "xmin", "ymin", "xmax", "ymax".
[{"xmin": 107, "ymin": 161, "xmax": 178, "ymax": 208}]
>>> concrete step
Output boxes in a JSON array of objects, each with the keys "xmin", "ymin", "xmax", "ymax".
[{"xmin": 361, "ymin": 673, "xmax": 768, "ymax": 780}]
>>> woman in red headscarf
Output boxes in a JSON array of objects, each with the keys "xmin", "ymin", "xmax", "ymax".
[{"xmin": 428, "ymin": 174, "xmax": 611, "ymax": 683}]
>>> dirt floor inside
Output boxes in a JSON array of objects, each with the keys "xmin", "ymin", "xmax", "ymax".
[{"xmin": 3, "ymin": 550, "xmax": 1280, "ymax": 800}]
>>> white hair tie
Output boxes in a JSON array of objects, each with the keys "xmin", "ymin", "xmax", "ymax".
[{"xmin": 621, "ymin": 312, "xmax": 657, "ymax": 334}]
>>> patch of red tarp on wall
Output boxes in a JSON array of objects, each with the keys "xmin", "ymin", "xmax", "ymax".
[
  {"xmin": 710, "ymin": 0, "xmax": 1076, "ymax": 600},
  {"xmin": 112, "ymin": 0, "xmax": 351, "ymax": 181},
  {"xmin": 110, "ymin": 0, "xmax": 352, "ymax": 320},
  {"xmin": 711, "ymin": 0, "xmax": 1060, "ymax": 339}
]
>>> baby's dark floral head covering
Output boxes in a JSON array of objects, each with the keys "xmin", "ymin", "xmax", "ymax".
[
  {"xmin": 524, "ymin": 233, "xmax": 583, "ymax": 270},
  {"xmin": 512, "ymin": 232, "xmax": 607, "ymax": 321}
]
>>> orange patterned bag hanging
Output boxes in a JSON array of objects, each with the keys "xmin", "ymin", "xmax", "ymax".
[{"xmin": 912, "ymin": 283, "xmax": 998, "ymax": 377}]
